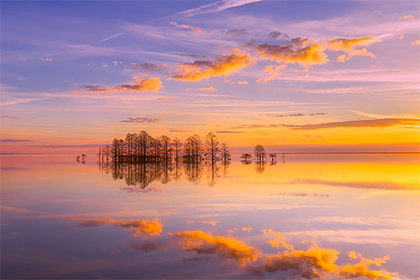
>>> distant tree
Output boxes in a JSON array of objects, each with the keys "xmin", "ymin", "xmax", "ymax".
[
  {"xmin": 184, "ymin": 134, "xmax": 202, "ymax": 163},
  {"xmin": 192, "ymin": 134, "xmax": 202, "ymax": 164},
  {"xmin": 220, "ymin": 142, "xmax": 231, "ymax": 164},
  {"xmin": 112, "ymin": 138, "xmax": 121, "ymax": 163},
  {"xmin": 173, "ymin": 137, "xmax": 182, "ymax": 162},
  {"xmin": 161, "ymin": 135, "xmax": 172, "ymax": 163},
  {"xmin": 205, "ymin": 132, "xmax": 220, "ymax": 165},
  {"xmin": 269, "ymin": 153, "xmax": 277, "ymax": 164},
  {"xmin": 254, "ymin": 145, "xmax": 266, "ymax": 163},
  {"xmin": 241, "ymin": 154, "xmax": 252, "ymax": 163}
]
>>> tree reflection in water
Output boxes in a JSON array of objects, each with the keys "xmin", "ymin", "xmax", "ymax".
[{"xmin": 98, "ymin": 161, "xmax": 230, "ymax": 188}]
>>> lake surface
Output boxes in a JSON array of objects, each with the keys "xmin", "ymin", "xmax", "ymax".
[{"xmin": 1, "ymin": 154, "xmax": 419, "ymax": 279}]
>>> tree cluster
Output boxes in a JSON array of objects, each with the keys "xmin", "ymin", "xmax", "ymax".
[
  {"xmin": 98, "ymin": 131, "xmax": 231, "ymax": 165},
  {"xmin": 240, "ymin": 145, "xmax": 279, "ymax": 165}
]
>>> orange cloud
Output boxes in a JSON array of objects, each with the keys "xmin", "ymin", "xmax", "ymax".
[
  {"xmin": 157, "ymin": 97, "xmax": 175, "ymax": 102},
  {"xmin": 0, "ymin": 205, "xmax": 33, "ymax": 213},
  {"xmin": 256, "ymin": 36, "xmax": 379, "ymax": 67},
  {"xmin": 257, "ymin": 64, "xmax": 287, "ymax": 83},
  {"xmin": 262, "ymin": 236, "xmax": 395, "ymax": 279},
  {"xmin": 170, "ymin": 21, "xmax": 203, "ymax": 34},
  {"xmin": 158, "ymin": 209, "xmax": 177, "ymax": 214},
  {"xmin": 412, "ymin": 40, "xmax": 420, "ymax": 46},
  {"xmin": 73, "ymin": 76, "xmax": 162, "ymax": 94},
  {"xmin": 257, "ymin": 41, "xmax": 329, "ymax": 66},
  {"xmin": 340, "ymin": 252, "xmax": 393, "ymax": 279},
  {"xmin": 326, "ymin": 37, "xmax": 380, "ymax": 62},
  {"xmin": 171, "ymin": 49, "xmax": 255, "ymax": 82},
  {"xmin": 263, "ymin": 244, "xmax": 340, "ymax": 278},
  {"xmin": 199, "ymin": 220, "xmax": 220, "ymax": 226},
  {"xmin": 261, "ymin": 229, "xmax": 294, "ymax": 251},
  {"xmin": 399, "ymin": 14, "xmax": 417, "ymax": 21},
  {"xmin": 169, "ymin": 230, "xmax": 260, "ymax": 266},
  {"xmin": 71, "ymin": 217, "xmax": 163, "ymax": 237},
  {"xmin": 237, "ymin": 80, "xmax": 248, "ymax": 85},
  {"xmin": 242, "ymin": 227, "xmax": 252, "ymax": 232}
]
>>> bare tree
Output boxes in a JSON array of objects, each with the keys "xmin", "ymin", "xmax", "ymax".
[
  {"xmin": 161, "ymin": 135, "xmax": 172, "ymax": 164},
  {"xmin": 173, "ymin": 137, "xmax": 182, "ymax": 162},
  {"xmin": 205, "ymin": 132, "xmax": 220, "ymax": 165},
  {"xmin": 220, "ymin": 142, "xmax": 231, "ymax": 164},
  {"xmin": 240, "ymin": 153, "xmax": 252, "ymax": 164},
  {"xmin": 269, "ymin": 153, "xmax": 277, "ymax": 164},
  {"xmin": 254, "ymin": 145, "xmax": 266, "ymax": 163}
]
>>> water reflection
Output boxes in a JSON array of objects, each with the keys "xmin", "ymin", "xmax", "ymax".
[
  {"xmin": 69, "ymin": 216, "xmax": 396, "ymax": 279},
  {"xmin": 99, "ymin": 161, "xmax": 230, "ymax": 187},
  {"xmin": 1, "ymin": 154, "xmax": 419, "ymax": 279}
]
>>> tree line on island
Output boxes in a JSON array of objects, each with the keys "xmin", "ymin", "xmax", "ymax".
[
  {"xmin": 97, "ymin": 131, "xmax": 231, "ymax": 165},
  {"xmin": 95, "ymin": 131, "xmax": 285, "ymax": 187}
]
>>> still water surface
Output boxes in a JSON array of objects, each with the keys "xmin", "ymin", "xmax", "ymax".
[{"xmin": 1, "ymin": 155, "xmax": 419, "ymax": 279}]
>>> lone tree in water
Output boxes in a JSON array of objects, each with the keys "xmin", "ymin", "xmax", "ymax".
[
  {"xmin": 240, "ymin": 153, "xmax": 252, "ymax": 164},
  {"xmin": 205, "ymin": 132, "xmax": 220, "ymax": 165},
  {"xmin": 269, "ymin": 153, "xmax": 277, "ymax": 163},
  {"xmin": 254, "ymin": 145, "xmax": 266, "ymax": 163}
]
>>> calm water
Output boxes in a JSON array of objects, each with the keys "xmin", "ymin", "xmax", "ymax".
[{"xmin": 1, "ymin": 155, "xmax": 419, "ymax": 279}]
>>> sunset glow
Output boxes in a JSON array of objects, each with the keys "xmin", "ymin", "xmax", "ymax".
[{"xmin": 1, "ymin": 0, "xmax": 419, "ymax": 155}]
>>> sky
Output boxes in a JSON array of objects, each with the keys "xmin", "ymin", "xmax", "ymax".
[{"xmin": 1, "ymin": 0, "xmax": 419, "ymax": 154}]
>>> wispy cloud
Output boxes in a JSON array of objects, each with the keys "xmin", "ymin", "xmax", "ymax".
[
  {"xmin": 282, "ymin": 118, "xmax": 420, "ymax": 130},
  {"xmin": 0, "ymin": 205, "xmax": 33, "ymax": 213},
  {"xmin": 309, "ymin": 113, "xmax": 327, "ymax": 116},
  {"xmin": 399, "ymin": 14, "xmax": 418, "ymax": 21},
  {"xmin": 1, "ymin": 114, "xmax": 20, "ymax": 119},
  {"xmin": 132, "ymin": 242, "xmax": 168, "ymax": 252},
  {"xmin": 232, "ymin": 124, "xmax": 279, "ymax": 129},
  {"xmin": 169, "ymin": 129, "xmax": 190, "ymax": 133},
  {"xmin": 99, "ymin": 32, "xmax": 124, "ymax": 43},
  {"xmin": 185, "ymin": 86, "xmax": 218, "ymax": 92},
  {"xmin": 27, "ymin": 144, "xmax": 104, "ymax": 148},
  {"xmin": 275, "ymin": 113, "xmax": 305, "ymax": 117},
  {"xmin": 71, "ymin": 217, "xmax": 163, "ymax": 237},
  {"xmin": 1, "ymin": 139, "xmax": 32, "ymax": 143},
  {"xmin": 170, "ymin": 22, "xmax": 203, "ymax": 34},
  {"xmin": 1, "ymin": 98, "xmax": 48, "ymax": 106},
  {"xmin": 121, "ymin": 116, "xmax": 164, "ymax": 123},
  {"xmin": 351, "ymin": 110, "xmax": 418, "ymax": 119},
  {"xmin": 171, "ymin": 49, "xmax": 255, "ymax": 82},
  {"xmin": 216, "ymin": 130, "xmax": 245, "ymax": 134},
  {"xmin": 73, "ymin": 76, "xmax": 163, "ymax": 94},
  {"xmin": 131, "ymin": 63, "xmax": 166, "ymax": 72},
  {"xmin": 157, "ymin": 97, "xmax": 175, "ymax": 102},
  {"xmin": 178, "ymin": 0, "xmax": 262, "ymax": 17},
  {"xmin": 220, "ymin": 29, "xmax": 249, "ymax": 37},
  {"xmin": 174, "ymin": 53, "xmax": 208, "ymax": 59}
]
